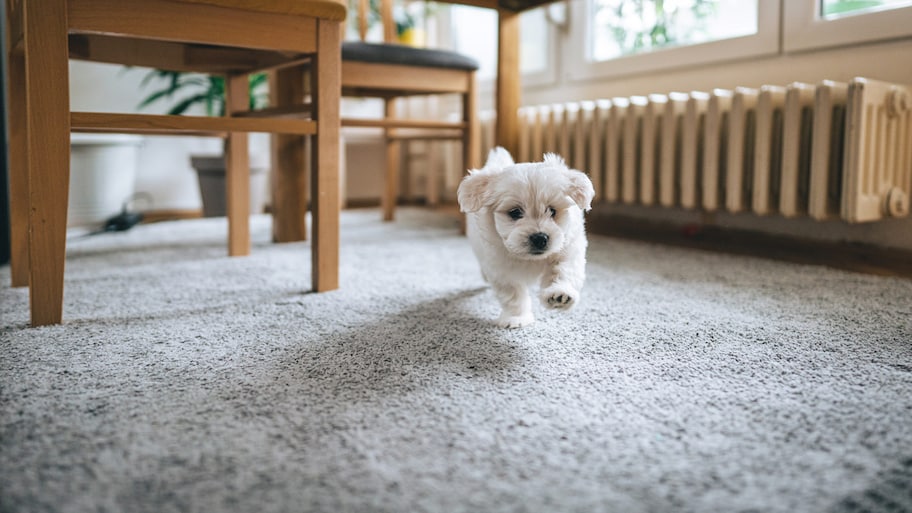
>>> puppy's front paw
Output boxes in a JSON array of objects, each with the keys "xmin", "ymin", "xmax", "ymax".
[
  {"xmin": 497, "ymin": 312, "xmax": 535, "ymax": 328},
  {"xmin": 541, "ymin": 287, "xmax": 578, "ymax": 310}
]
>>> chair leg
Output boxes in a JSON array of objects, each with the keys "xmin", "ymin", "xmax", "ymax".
[
  {"xmin": 460, "ymin": 72, "xmax": 481, "ymax": 235},
  {"xmin": 225, "ymin": 72, "xmax": 250, "ymax": 257},
  {"xmin": 310, "ymin": 18, "xmax": 341, "ymax": 292},
  {"xmin": 463, "ymin": 71, "xmax": 481, "ymax": 170},
  {"xmin": 6, "ymin": 41, "xmax": 29, "ymax": 288},
  {"xmin": 426, "ymin": 142, "xmax": 440, "ymax": 207},
  {"xmin": 23, "ymin": 0, "xmax": 70, "ymax": 326},
  {"xmin": 382, "ymin": 98, "xmax": 400, "ymax": 222},
  {"xmin": 270, "ymin": 66, "xmax": 308, "ymax": 243}
]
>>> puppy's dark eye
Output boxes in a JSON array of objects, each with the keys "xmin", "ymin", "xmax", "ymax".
[
  {"xmin": 507, "ymin": 208, "xmax": 524, "ymax": 220},
  {"xmin": 549, "ymin": 207, "xmax": 557, "ymax": 218}
]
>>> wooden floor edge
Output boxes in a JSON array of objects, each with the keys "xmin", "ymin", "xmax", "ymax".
[{"xmin": 586, "ymin": 213, "xmax": 912, "ymax": 279}]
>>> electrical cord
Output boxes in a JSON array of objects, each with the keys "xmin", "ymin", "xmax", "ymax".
[
  {"xmin": 100, "ymin": 209, "xmax": 144, "ymax": 232},
  {"xmin": 70, "ymin": 192, "xmax": 153, "ymax": 239}
]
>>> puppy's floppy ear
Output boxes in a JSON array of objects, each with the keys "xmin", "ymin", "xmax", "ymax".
[
  {"xmin": 486, "ymin": 146, "xmax": 515, "ymax": 169},
  {"xmin": 458, "ymin": 147, "xmax": 513, "ymax": 213},
  {"xmin": 564, "ymin": 168, "xmax": 596, "ymax": 212},
  {"xmin": 457, "ymin": 171, "xmax": 494, "ymax": 213},
  {"xmin": 544, "ymin": 152, "xmax": 595, "ymax": 211}
]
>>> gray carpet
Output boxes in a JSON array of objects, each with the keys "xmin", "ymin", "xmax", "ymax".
[{"xmin": 1, "ymin": 208, "xmax": 911, "ymax": 513}]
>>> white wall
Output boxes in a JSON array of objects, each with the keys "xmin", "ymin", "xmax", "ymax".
[{"xmin": 69, "ymin": 61, "xmax": 265, "ymax": 212}]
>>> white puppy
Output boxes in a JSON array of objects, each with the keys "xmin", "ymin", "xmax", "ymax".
[{"xmin": 457, "ymin": 147, "xmax": 595, "ymax": 328}]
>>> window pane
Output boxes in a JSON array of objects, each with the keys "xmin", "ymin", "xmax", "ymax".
[
  {"xmin": 590, "ymin": 0, "xmax": 758, "ymax": 62},
  {"xmin": 821, "ymin": 0, "xmax": 912, "ymax": 19},
  {"xmin": 451, "ymin": 6, "xmax": 548, "ymax": 80}
]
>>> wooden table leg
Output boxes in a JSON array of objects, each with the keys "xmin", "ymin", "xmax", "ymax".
[
  {"xmin": 24, "ymin": 0, "xmax": 70, "ymax": 326},
  {"xmin": 311, "ymin": 19, "xmax": 341, "ymax": 292},
  {"xmin": 495, "ymin": 11, "xmax": 521, "ymax": 157}
]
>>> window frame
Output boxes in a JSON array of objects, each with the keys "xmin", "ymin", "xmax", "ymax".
[
  {"xmin": 563, "ymin": 0, "xmax": 781, "ymax": 82},
  {"xmin": 783, "ymin": 1, "xmax": 912, "ymax": 52}
]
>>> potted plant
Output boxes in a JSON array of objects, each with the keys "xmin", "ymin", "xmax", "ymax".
[{"xmin": 138, "ymin": 70, "xmax": 270, "ymax": 217}]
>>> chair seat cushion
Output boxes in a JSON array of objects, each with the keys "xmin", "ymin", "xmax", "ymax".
[{"xmin": 342, "ymin": 41, "xmax": 479, "ymax": 71}]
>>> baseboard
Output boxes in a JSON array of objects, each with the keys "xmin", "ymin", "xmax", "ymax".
[{"xmin": 587, "ymin": 211, "xmax": 912, "ymax": 278}]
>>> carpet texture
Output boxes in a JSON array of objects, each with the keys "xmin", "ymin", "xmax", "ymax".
[{"xmin": 1, "ymin": 208, "xmax": 911, "ymax": 513}]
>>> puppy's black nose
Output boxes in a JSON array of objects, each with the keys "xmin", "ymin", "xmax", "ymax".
[{"xmin": 529, "ymin": 232, "xmax": 549, "ymax": 251}]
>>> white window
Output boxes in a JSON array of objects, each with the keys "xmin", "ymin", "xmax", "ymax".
[
  {"xmin": 783, "ymin": 0, "xmax": 912, "ymax": 52},
  {"xmin": 565, "ymin": 0, "xmax": 780, "ymax": 80},
  {"xmin": 589, "ymin": 0, "xmax": 759, "ymax": 61},
  {"xmin": 563, "ymin": 0, "xmax": 912, "ymax": 81}
]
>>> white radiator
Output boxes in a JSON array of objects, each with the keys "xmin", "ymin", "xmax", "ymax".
[{"xmin": 481, "ymin": 77, "xmax": 912, "ymax": 223}]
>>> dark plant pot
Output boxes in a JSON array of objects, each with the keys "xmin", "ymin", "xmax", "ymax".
[{"xmin": 191, "ymin": 155, "xmax": 268, "ymax": 218}]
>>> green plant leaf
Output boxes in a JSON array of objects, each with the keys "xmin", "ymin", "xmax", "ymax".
[
  {"xmin": 137, "ymin": 89, "xmax": 181, "ymax": 110},
  {"xmin": 137, "ymin": 69, "xmax": 270, "ymax": 117}
]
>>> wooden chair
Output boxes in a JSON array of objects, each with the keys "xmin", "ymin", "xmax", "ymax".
[
  {"xmin": 5, "ymin": 0, "xmax": 346, "ymax": 326},
  {"xmin": 342, "ymin": 0, "xmax": 481, "ymax": 220}
]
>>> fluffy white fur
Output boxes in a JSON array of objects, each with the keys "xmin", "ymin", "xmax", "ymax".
[{"xmin": 457, "ymin": 147, "xmax": 595, "ymax": 328}]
